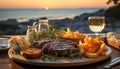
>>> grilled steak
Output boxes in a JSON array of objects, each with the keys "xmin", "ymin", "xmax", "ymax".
[
  {"xmin": 33, "ymin": 39, "xmax": 79, "ymax": 57},
  {"xmin": 33, "ymin": 38, "xmax": 53, "ymax": 48}
]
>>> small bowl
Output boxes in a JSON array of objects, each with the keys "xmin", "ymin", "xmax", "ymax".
[{"xmin": 0, "ymin": 38, "xmax": 9, "ymax": 50}]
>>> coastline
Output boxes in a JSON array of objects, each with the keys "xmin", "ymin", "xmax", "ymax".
[
  {"xmin": 0, "ymin": 8, "xmax": 103, "ymax": 21},
  {"xmin": 0, "ymin": 8, "xmax": 119, "ymax": 35}
]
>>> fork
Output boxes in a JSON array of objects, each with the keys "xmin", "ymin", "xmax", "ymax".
[
  {"xmin": 111, "ymin": 57, "xmax": 120, "ymax": 62},
  {"xmin": 104, "ymin": 57, "xmax": 120, "ymax": 69}
]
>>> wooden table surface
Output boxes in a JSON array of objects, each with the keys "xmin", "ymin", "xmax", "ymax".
[{"xmin": 0, "ymin": 35, "xmax": 120, "ymax": 69}]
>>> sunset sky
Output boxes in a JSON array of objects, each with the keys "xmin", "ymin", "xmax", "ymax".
[{"xmin": 0, "ymin": 0, "xmax": 109, "ymax": 9}]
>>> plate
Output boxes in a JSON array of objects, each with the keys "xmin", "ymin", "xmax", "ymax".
[
  {"xmin": 8, "ymin": 46, "xmax": 112, "ymax": 67},
  {"xmin": 0, "ymin": 46, "xmax": 9, "ymax": 51}
]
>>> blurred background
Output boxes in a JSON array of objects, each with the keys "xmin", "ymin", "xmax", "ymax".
[{"xmin": 0, "ymin": 0, "xmax": 120, "ymax": 35}]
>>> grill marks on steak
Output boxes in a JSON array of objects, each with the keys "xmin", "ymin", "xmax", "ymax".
[
  {"xmin": 33, "ymin": 39, "xmax": 79, "ymax": 56},
  {"xmin": 33, "ymin": 38, "xmax": 53, "ymax": 48}
]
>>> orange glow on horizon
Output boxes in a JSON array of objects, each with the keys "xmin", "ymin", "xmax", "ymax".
[{"xmin": 0, "ymin": 0, "xmax": 108, "ymax": 9}]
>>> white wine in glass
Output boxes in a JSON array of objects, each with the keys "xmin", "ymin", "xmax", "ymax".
[{"xmin": 88, "ymin": 16, "xmax": 105, "ymax": 36}]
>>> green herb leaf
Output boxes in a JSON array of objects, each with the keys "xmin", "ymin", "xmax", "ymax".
[{"xmin": 41, "ymin": 54, "xmax": 57, "ymax": 61}]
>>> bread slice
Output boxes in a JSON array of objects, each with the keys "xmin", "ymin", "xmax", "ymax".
[{"xmin": 107, "ymin": 32, "xmax": 120, "ymax": 50}]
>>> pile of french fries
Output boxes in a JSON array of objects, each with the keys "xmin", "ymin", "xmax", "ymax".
[
  {"xmin": 62, "ymin": 28, "xmax": 108, "ymax": 58},
  {"xmin": 78, "ymin": 37, "xmax": 108, "ymax": 58},
  {"xmin": 61, "ymin": 28, "xmax": 86, "ymax": 42}
]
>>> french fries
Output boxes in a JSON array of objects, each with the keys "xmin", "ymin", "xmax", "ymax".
[
  {"xmin": 78, "ymin": 41, "xmax": 85, "ymax": 54},
  {"xmin": 78, "ymin": 36, "xmax": 107, "ymax": 58},
  {"xmin": 61, "ymin": 28, "xmax": 86, "ymax": 42}
]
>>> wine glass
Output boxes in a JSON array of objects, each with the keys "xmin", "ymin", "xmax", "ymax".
[{"xmin": 88, "ymin": 16, "xmax": 105, "ymax": 36}]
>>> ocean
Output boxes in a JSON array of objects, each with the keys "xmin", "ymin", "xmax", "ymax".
[{"xmin": 0, "ymin": 8, "xmax": 105, "ymax": 22}]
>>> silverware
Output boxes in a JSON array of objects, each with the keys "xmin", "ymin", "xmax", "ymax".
[
  {"xmin": 104, "ymin": 57, "xmax": 120, "ymax": 69},
  {"xmin": 111, "ymin": 57, "xmax": 120, "ymax": 62}
]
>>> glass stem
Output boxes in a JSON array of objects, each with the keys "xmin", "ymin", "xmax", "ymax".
[{"xmin": 95, "ymin": 32, "xmax": 98, "ymax": 37}]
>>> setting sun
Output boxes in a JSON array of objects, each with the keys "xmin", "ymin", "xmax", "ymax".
[{"xmin": 45, "ymin": 7, "xmax": 49, "ymax": 10}]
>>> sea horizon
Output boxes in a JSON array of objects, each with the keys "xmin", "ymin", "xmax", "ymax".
[
  {"xmin": 0, "ymin": 7, "xmax": 107, "ymax": 9},
  {"xmin": 0, "ymin": 7, "xmax": 107, "ymax": 22}
]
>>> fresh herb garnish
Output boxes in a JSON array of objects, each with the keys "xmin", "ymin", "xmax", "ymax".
[
  {"xmin": 30, "ymin": 27, "xmax": 64, "ymax": 44},
  {"xmin": 41, "ymin": 54, "xmax": 57, "ymax": 61},
  {"xmin": 68, "ymin": 52, "xmax": 81, "ymax": 59}
]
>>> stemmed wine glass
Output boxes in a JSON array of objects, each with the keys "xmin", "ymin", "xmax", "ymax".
[{"xmin": 88, "ymin": 16, "xmax": 105, "ymax": 36}]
